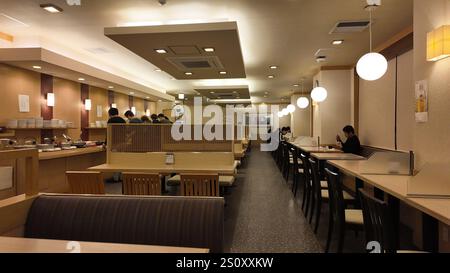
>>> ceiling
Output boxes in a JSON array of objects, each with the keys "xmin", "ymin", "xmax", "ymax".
[
  {"xmin": 105, "ymin": 22, "xmax": 246, "ymax": 80},
  {"xmin": 0, "ymin": 0, "xmax": 413, "ymax": 104}
]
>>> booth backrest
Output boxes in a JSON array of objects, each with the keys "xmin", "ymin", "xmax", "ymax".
[{"xmin": 24, "ymin": 195, "xmax": 224, "ymax": 253}]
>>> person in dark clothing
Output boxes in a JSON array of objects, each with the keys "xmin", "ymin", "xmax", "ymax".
[
  {"xmin": 107, "ymin": 108, "xmax": 126, "ymax": 124},
  {"xmin": 141, "ymin": 115, "xmax": 151, "ymax": 123},
  {"xmin": 151, "ymin": 114, "xmax": 160, "ymax": 123},
  {"xmin": 336, "ymin": 125, "xmax": 361, "ymax": 155},
  {"xmin": 124, "ymin": 110, "xmax": 143, "ymax": 123},
  {"xmin": 158, "ymin": 113, "xmax": 172, "ymax": 124}
]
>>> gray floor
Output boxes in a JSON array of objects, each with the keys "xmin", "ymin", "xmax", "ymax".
[{"xmin": 223, "ymin": 149, "xmax": 323, "ymax": 253}]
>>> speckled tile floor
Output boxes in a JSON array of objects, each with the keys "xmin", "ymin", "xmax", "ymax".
[{"xmin": 223, "ymin": 149, "xmax": 323, "ymax": 253}]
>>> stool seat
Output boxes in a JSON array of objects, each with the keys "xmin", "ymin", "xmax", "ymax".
[
  {"xmin": 321, "ymin": 190, "xmax": 354, "ymax": 201},
  {"xmin": 345, "ymin": 209, "xmax": 364, "ymax": 225}
]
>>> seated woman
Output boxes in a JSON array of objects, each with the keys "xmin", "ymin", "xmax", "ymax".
[{"xmin": 336, "ymin": 125, "xmax": 361, "ymax": 155}]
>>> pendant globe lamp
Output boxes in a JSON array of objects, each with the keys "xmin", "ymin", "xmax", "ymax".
[{"xmin": 311, "ymin": 80, "xmax": 328, "ymax": 103}]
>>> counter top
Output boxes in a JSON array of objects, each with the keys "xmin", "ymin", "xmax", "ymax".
[{"xmin": 39, "ymin": 146, "xmax": 105, "ymax": 161}]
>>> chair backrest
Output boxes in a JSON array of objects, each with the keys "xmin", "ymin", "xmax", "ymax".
[
  {"xmin": 66, "ymin": 171, "xmax": 104, "ymax": 194},
  {"xmin": 300, "ymin": 154, "xmax": 311, "ymax": 180},
  {"xmin": 309, "ymin": 158, "xmax": 322, "ymax": 198},
  {"xmin": 291, "ymin": 146, "xmax": 300, "ymax": 170},
  {"xmin": 359, "ymin": 189, "xmax": 397, "ymax": 253},
  {"xmin": 324, "ymin": 168, "xmax": 345, "ymax": 224},
  {"xmin": 122, "ymin": 173, "xmax": 161, "ymax": 196},
  {"xmin": 180, "ymin": 174, "xmax": 220, "ymax": 197}
]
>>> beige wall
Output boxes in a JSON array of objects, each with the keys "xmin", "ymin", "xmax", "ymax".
[
  {"xmin": 414, "ymin": 0, "xmax": 450, "ymax": 253},
  {"xmin": 53, "ymin": 78, "xmax": 81, "ymax": 138},
  {"xmin": 0, "ymin": 64, "xmax": 41, "ymax": 125},
  {"xmin": 89, "ymin": 86, "xmax": 109, "ymax": 123},
  {"xmin": 313, "ymin": 69, "xmax": 352, "ymax": 144},
  {"xmin": 290, "ymin": 94, "xmax": 311, "ymax": 137}
]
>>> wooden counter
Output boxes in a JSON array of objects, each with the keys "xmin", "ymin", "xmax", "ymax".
[
  {"xmin": 39, "ymin": 146, "xmax": 107, "ymax": 193},
  {"xmin": 0, "ymin": 237, "xmax": 209, "ymax": 253},
  {"xmin": 39, "ymin": 146, "xmax": 105, "ymax": 161}
]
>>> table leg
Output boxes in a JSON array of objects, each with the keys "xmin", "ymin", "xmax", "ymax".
[
  {"xmin": 161, "ymin": 175, "xmax": 168, "ymax": 194},
  {"xmin": 387, "ymin": 194, "xmax": 400, "ymax": 250},
  {"xmin": 422, "ymin": 213, "xmax": 439, "ymax": 252},
  {"xmin": 354, "ymin": 177, "xmax": 364, "ymax": 208}
]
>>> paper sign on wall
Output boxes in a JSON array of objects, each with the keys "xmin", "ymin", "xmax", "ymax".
[
  {"xmin": 97, "ymin": 105, "xmax": 103, "ymax": 118},
  {"xmin": 18, "ymin": 95, "xmax": 30, "ymax": 113},
  {"xmin": 415, "ymin": 80, "xmax": 428, "ymax": 123},
  {"xmin": 0, "ymin": 167, "xmax": 13, "ymax": 191}
]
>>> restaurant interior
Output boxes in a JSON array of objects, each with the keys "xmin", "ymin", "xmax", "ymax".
[{"xmin": 0, "ymin": 0, "xmax": 449, "ymax": 254}]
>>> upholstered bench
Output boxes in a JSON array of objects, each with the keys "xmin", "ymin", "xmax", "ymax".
[{"xmin": 22, "ymin": 194, "xmax": 224, "ymax": 253}]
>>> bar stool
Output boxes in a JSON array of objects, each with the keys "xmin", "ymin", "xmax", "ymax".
[{"xmin": 324, "ymin": 168, "xmax": 364, "ymax": 253}]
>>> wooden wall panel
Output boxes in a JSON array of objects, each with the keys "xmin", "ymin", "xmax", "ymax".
[
  {"xmin": 80, "ymin": 83, "xmax": 89, "ymax": 141},
  {"xmin": 53, "ymin": 78, "xmax": 81, "ymax": 139}
]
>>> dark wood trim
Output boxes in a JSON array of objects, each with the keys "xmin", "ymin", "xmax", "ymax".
[
  {"xmin": 40, "ymin": 74, "xmax": 54, "ymax": 142},
  {"xmin": 353, "ymin": 68, "xmax": 360, "ymax": 135},
  {"xmin": 144, "ymin": 100, "xmax": 149, "ymax": 112},
  {"xmin": 320, "ymin": 65, "xmax": 354, "ymax": 71},
  {"xmin": 128, "ymin": 95, "xmax": 134, "ymax": 109},
  {"xmin": 108, "ymin": 90, "xmax": 114, "ymax": 107},
  {"xmin": 394, "ymin": 57, "xmax": 399, "ymax": 150},
  {"xmin": 380, "ymin": 32, "xmax": 414, "ymax": 61},
  {"xmin": 80, "ymin": 84, "xmax": 89, "ymax": 141}
]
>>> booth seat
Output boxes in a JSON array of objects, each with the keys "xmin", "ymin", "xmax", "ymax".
[{"xmin": 5, "ymin": 194, "xmax": 224, "ymax": 253}]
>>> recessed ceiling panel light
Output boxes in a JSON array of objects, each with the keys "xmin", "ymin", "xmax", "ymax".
[
  {"xmin": 269, "ymin": 65, "xmax": 278, "ymax": 69},
  {"xmin": 130, "ymin": 92, "xmax": 135, "ymax": 95},
  {"xmin": 32, "ymin": 66, "xmax": 41, "ymax": 69},
  {"xmin": 155, "ymin": 69, "xmax": 162, "ymax": 72},
  {"xmin": 210, "ymin": 91, "xmax": 215, "ymax": 94},
  {"xmin": 40, "ymin": 4, "xmax": 63, "ymax": 13},
  {"xmin": 203, "ymin": 47, "xmax": 215, "ymax": 52},
  {"xmin": 155, "ymin": 49, "xmax": 167, "ymax": 54},
  {"xmin": 332, "ymin": 40, "xmax": 344, "ymax": 45},
  {"xmin": 268, "ymin": 75, "xmax": 275, "ymax": 79},
  {"xmin": 108, "ymin": 86, "xmax": 114, "ymax": 89},
  {"xmin": 219, "ymin": 71, "xmax": 227, "ymax": 75},
  {"xmin": 185, "ymin": 72, "xmax": 193, "ymax": 76},
  {"xmin": 78, "ymin": 78, "xmax": 85, "ymax": 81},
  {"xmin": 293, "ymin": 84, "xmax": 300, "ymax": 87}
]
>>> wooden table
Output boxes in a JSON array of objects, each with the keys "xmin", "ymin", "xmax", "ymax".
[
  {"xmin": 0, "ymin": 237, "xmax": 209, "ymax": 253},
  {"xmin": 310, "ymin": 153, "xmax": 366, "ymax": 161},
  {"xmin": 327, "ymin": 160, "xmax": 450, "ymax": 252},
  {"xmin": 290, "ymin": 143, "xmax": 342, "ymax": 154}
]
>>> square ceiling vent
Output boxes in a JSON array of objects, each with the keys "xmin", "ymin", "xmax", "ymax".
[
  {"xmin": 166, "ymin": 56, "xmax": 224, "ymax": 71},
  {"xmin": 330, "ymin": 20, "xmax": 371, "ymax": 34}
]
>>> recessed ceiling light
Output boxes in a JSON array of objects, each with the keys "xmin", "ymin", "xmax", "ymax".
[
  {"xmin": 158, "ymin": 100, "xmax": 162, "ymax": 102},
  {"xmin": 185, "ymin": 72, "xmax": 193, "ymax": 76},
  {"xmin": 269, "ymin": 65, "xmax": 278, "ymax": 69},
  {"xmin": 219, "ymin": 71, "xmax": 227, "ymax": 75},
  {"xmin": 203, "ymin": 47, "xmax": 215, "ymax": 52},
  {"xmin": 155, "ymin": 69, "xmax": 162, "ymax": 72},
  {"xmin": 130, "ymin": 92, "xmax": 135, "ymax": 95},
  {"xmin": 268, "ymin": 75, "xmax": 275, "ymax": 79},
  {"xmin": 32, "ymin": 66, "xmax": 41, "ymax": 69},
  {"xmin": 265, "ymin": 92, "xmax": 269, "ymax": 95},
  {"xmin": 40, "ymin": 4, "xmax": 63, "ymax": 13},
  {"xmin": 155, "ymin": 49, "xmax": 167, "ymax": 54},
  {"xmin": 210, "ymin": 91, "xmax": 215, "ymax": 94},
  {"xmin": 146, "ymin": 97, "xmax": 150, "ymax": 99},
  {"xmin": 78, "ymin": 78, "xmax": 85, "ymax": 81},
  {"xmin": 233, "ymin": 91, "xmax": 238, "ymax": 94},
  {"xmin": 108, "ymin": 86, "xmax": 114, "ymax": 89},
  {"xmin": 332, "ymin": 40, "xmax": 344, "ymax": 45}
]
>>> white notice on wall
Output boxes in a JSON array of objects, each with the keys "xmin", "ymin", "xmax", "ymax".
[
  {"xmin": 415, "ymin": 80, "xmax": 428, "ymax": 123},
  {"xmin": 0, "ymin": 167, "xmax": 13, "ymax": 191},
  {"xmin": 97, "ymin": 105, "xmax": 103, "ymax": 118},
  {"xmin": 18, "ymin": 95, "xmax": 30, "ymax": 113}
]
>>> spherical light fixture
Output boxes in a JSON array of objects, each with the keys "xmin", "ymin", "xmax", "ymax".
[
  {"xmin": 287, "ymin": 104, "xmax": 296, "ymax": 113},
  {"xmin": 356, "ymin": 52, "xmax": 388, "ymax": 81},
  {"xmin": 297, "ymin": 97, "xmax": 310, "ymax": 109},
  {"xmin": 282, "ymin": 108, "xmax": 289, "ymax": 116},
  {"xmin": 277, "ymin": 112, "xmax": 284, "ymax": 118},
  {"xmin": 311, "ymin": 87, "xmax": 328, "ymax": 103}
]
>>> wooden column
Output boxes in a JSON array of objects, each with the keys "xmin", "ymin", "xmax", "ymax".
[
  {"xmin": 128, "ymin": 95, "xmax": 134, "ymax": 110},
  {"xmin": 108, "ymin": 90, "xmax": 115, "ymax": 108},
  {"xmin": 81, "ymin": 84, "xmax": 90, "ymax": 141},
  {"xmin": 40, "ymin": 74, "xmax": 54, "ymax": 142}
]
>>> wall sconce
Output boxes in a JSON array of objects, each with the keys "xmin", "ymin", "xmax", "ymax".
[
  {"xmin": 427, "ymin": 25, "xmax": 450, "ymax": 62},
  {"xmin": 131, "ymin": 106, "xmax": 136, "ymax": 115},
  {"xmin": 111, "ymin": 103, "xmax": 117, "ymax": 108},
  {"xmin": 47, "ymin": 93, "xmax": 55, "ymax": 107},
  {"xmin": 85, "ymin": 99, "xmax": 92, "ymax": 111},
  {"xmin": 146, "ymin": 109, "xmax": 151, "ymax": 116}
]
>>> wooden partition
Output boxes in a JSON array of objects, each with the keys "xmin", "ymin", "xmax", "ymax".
[{"xmin": 0, "ymin": 149, "xmax": 39, "ymax": 200}]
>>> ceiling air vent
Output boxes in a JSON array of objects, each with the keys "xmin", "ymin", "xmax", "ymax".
[
  {"xmin": 330, "ymin": 20, "xmax": 371, "ymax": 34},
  {"xmin": 215, "ymin": 93, "xmax": 236, "ymax": 99},
  {"xmin": 166, "ymin": 56, "xmax": 224, "ymax": 71}
]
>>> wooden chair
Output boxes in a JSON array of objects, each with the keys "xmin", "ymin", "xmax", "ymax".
[
  {"xmin": 180, "ymin": 173, "xmax": 220, "ymax": 197},
  {"xmin": 291, "ymin": 146, "xmax": 304, "ymax": 197},
  {"xmin": 122, "ymin": 173, "xmax": 161, "ymax": 196},
  {"xmin": 300, "ymin": 153, "xmax": 312, "ymax": 216},
  {"xmin": 324, "ymin": 168, "xmax": 364, "ymax": 253},
  {"xmin": 66, "ymin": 171, "xmax": 105, "ymax": 194}
]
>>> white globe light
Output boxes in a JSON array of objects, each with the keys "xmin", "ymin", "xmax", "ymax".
[
  {"xmin": 282, "ymin": 108, "xmax": 289, "ymax": 116},
  {"xmin": 277, "ymin": 112, "xmax": 284, "ymax": 118},
  {"xmin": 297, "ymin": 97, "xmax": 310, "ymax": 109},
  {"xmin": 356, "ymin": 52, "xmax": 388, "ymax": 81},
  {"xmin": 287, "ymin": 104, "xmax": 296, "ymax": 113},
  {"xmin": 311, "ymin": 87, "xmax": 328, "ymax": 102}
]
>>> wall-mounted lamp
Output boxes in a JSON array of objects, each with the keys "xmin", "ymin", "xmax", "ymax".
[
  {"xmin": 111, "ymin": 103, "xmax": 117, "ymax": 108},
  {"xmin": 47, "ymin": 93, "xmax": 55, "ymax": 107},
  {"xmin": 146, "ymin": 109, "xmax": 151, "ymax": 116},
  {"xmin": 131, "ymin": 107, "xmax": 136, "ymax": 115},
  {"xmin": 427, "ymin": 25, "xmax": 450, "ymax": 62},
  {"xmin": 85, "ymin": 99, "xmax": 92, "ymax": 111}
]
